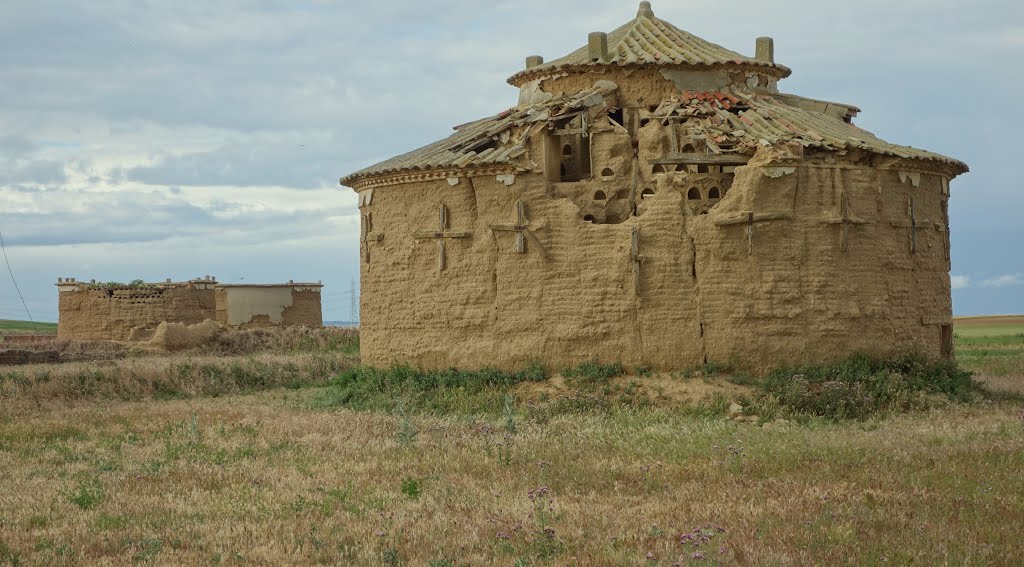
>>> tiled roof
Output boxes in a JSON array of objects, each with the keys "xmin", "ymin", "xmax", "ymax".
[
  {"xmin": 508, "ymin": 2, "xmax": 790, "ymax": 86},
  {"xmin": 341, "ymin": 83, "xmax": 966, "ymax": 188},
  {"xmin": 659, "ymin": 89, "xmax": 968, "ymax": 175},
  {"xmin": 340, "ymin": 83, "xmax": 618, "ymax": 188}
]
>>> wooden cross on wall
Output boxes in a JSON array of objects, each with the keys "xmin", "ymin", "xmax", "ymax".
[
  {"xmin": 821, "ymin": 193, "xmax": 867, "ymax": 252},
  {"xmin": 488, "ymin": 200, "xmax": 548, "ymax": 258},
  {"xmin": 631, "ymin": 226, "xmax": 644, "ymax": 296},
  {"xmin": 360, "ymin": 212, "xmax": 383, "ymax": 263},
  {"xmin": 413, "ymin": 204, "xmax": 471, "ymax": 271},
  {"xmin": 890, "ymin": 197, "xmax": 933, "ymax": 253},
  {"xmin": 714, "ymin": 211, "xmax": 790, "ymax": 255}
]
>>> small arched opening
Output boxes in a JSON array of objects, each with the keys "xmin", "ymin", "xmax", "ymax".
[
  {"xmin": 593, "ymin": 190, "xmax": 607, "ymax": 201},
  {"xmin": 708, "ymin": 187, "xmax": 721, "ymax": 199},
  {"xmin": 641, "ymin": 188, "xmax": 655, "ymax": 200},
  {"xmin": 562, "ymin": 144, "xmax": 573, "ymax": 157},
  {"xmin": 601, "ymin": 167, "xmax": 614, "ymax": 178},
  {"xmin": 687, "ymin": 187, "xmax": 702, "ymax": 200},
  {"xmin": 653, "ymin": 164, "xmax": 669, "ymax": 175},
  {"xmin": 583, "ymin": 214, "xmax": 596, "ymax": 223}
]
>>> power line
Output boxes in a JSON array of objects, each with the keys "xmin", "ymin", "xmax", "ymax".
[{"xmin": 0, "ymin": 231, "xmax": 32, "ymax": 322}]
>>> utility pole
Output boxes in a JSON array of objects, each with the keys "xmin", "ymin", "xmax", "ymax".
[{"xmin": 349, "ymin": 278, "xmax": 359, "ymax": 323}]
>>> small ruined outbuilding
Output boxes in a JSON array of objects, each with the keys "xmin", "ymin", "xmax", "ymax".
[
  {"xmin": 340, "ymin": 2, "xmax": 967, "ymax": 372},
  {"xmin": 56, "ymin": 277, "xmax": 323, "ymax": 341}
]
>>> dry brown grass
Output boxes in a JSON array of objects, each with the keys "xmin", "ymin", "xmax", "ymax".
[
  {"xmin": 0, "ymin": 328, "xmax": 1021, "ymax": 565},
  {"xmin": 0, "ymin": 390, "xmax": 1021, "ymax": 566},
  {"xmin": 0, "ymin": 353, "xmax": 354, "ymax": 415},
  {"xmin": 3, "ymin": 326, "xmax": 358, "ymax": 358},
  {"xmin": 196, "ymin": 325, "xmax": 359, "ymax": 356},
  {"xmin": 4, "ymin": 337, "xmax": 128, "ymax": 357}
]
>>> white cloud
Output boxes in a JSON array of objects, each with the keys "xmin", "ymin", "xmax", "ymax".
[
  {"xmin": 951, "ymin": 275, "xmax": 970, "ymax": 290},
  {"xmin": 980, "ymin": 274, "xmax": 1024, "ymax": 288}
]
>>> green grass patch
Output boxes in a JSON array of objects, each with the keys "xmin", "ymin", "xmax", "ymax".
[
  {"xmin": 752, "ymin": 353, "xmax": 983, "ymax": 421},
  {"xmin": 313, "ymin": 364, "xmax": 547, "ymax": 414},
  {"xmin": 65, "ymin": 476, "xmax": 105, "ymax": 510}
]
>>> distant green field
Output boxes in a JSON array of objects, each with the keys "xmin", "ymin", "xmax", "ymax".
[
  {"xmin": 954, "ymin": 324, "xmax": 1024, "ymax": 339},
  {"xmin": 955, "ymin": 318, "xmax": 1024, "ymax": 378},
  {"xmin": 0, "ymin": 320, "xmax": 58, "ymax": 335}
]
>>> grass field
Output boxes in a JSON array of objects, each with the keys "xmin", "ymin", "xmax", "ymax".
[
  {"xmin": 956, "ymin": 316, "xmax": 1024, "ymax": 393},
  {"xmin": 0, "ymin": 319, "xmax": 57, "ymax": 335},
  {"xmin": 0, "ymin": 322, "xmax": 1021, "ymax": 565}
]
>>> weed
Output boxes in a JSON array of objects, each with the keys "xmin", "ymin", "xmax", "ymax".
[
  {"xmin": 314, "ymin": 364, "xmax": 547, "ymax": 414},
  {"xmin": 66, "ymin": 477, "xmax": 105, "ymax": 510},
  {"xmin": 726, "ymin": 372, "xmax": 758, "ymax": 387},
  {"xmin": 561, "ymin": 360, "xmax": 624, "ymax": 384},
  {"xmin": 0, "ymin": 540, "xmax": 21, "ymax": 566},
  {"xmin": 26, "ymin": 515, "xmax": 48, "ymax": 529},
  {"xmin": 127, "ymin": 538, "xmax": 164, "ymax": 562},
  {"xmin": 381, "ymin": 548, "xmax": 400, "ymax": 566},
  {"xmin": 96, "ymin": 514, "xmax": 127, "ymax": 530},
  {"xmin": 526, "ymin": 486, "xmax": 564, "ymax": 559},
  {"xmin": 495, "ymin": 395, "xmax": 518, "ymax": 465},
  {"xmin": 394, "ymin": 401, "xmax": 418, "ymax": 446},
  {"xmin": 401, "ymin": 477, "xmax": 421, "ymax": 500},
  {"xmin": 754, "ymin": 353, "xmax": 982, "ymax": 420},
  {"xmin": 701, "ymin": 361, "xmax": 728, "ymax": 376},
  {"xmin": 33, "ymin": 538, "xmax": 73, "ymax": 557}
]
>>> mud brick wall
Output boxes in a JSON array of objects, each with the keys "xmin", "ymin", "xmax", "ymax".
[
  {"xmin": 57, "ymin": 285, "xmax": 216, "ymax": 341},
  {"xmin": 349, "ymin": 49, "xmax": 961, "ymax": 373}
]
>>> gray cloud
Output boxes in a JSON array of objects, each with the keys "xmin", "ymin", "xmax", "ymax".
[
  {"xmin": 0, "ymin": 184, "xmax": 349, "ymax": 248},
  {"xmin": 120, "ymin": 131, "xmax": 345, "ymax": 188},
  {"xmin": 0, "ymin": 0, "xmax": 1021, "ymax": 319},
  {"xmin": 0, "ymin": 134, "xmax": 68, "ymax": 185}
]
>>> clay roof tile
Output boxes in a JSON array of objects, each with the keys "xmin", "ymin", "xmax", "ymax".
[{"xmin": 507, "ymin": 2, "xmax": 791, "ymax": 87}]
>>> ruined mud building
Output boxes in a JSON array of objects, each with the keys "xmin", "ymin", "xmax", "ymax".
[
  {"xmin": 341, "ymin": 2, "xmax": 967, "ymax": 372},
  {"xmin": 56, "ymin": 277, "xmax": 324, "ymax": 341}
]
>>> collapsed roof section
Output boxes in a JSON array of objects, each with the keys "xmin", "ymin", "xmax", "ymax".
[
  {"xmin": 650, "ymin": 89, "xmax": 968, "ymax": 176},
  {"xmin": 340, "ymin": 81, "xmax": 967, "ymax": 190},
  {"xmin": 507, "ymin": 1, "xmax": 791, "ymax": 87},
  {"xmin": 340, "ymin": 82, "xmax": 619, "ymax": 190}
]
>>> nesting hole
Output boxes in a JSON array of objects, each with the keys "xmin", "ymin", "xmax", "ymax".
[
  {"xmin": 583, "ymin": 214, "xmax": 596, "ymax": 223},
  {"xmin": 608, "ymin": 109, "xmax": 624, "ymax": 127},
  {"xmin": 708, "ymin": 187, "xmax": 721, "ymax": 199},
  {"xmin": 687, "ymin": 188, "xmax": 702, "ymax": 200},
  {"xmin": 593, "ymin": 190, "xmax": 607, "ymax": 201},
  {"xmin": 641, "ymin": 188, "xmax": 655, "ymax": 200},
  {"xmin": 600, "ymin": 167, "xmax": 614, "ymax": 178}
]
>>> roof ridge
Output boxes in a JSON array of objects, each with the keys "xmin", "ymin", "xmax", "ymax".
[{"xmin": 507, "ymin": 2, "xmax": 790, "ymax": 86}]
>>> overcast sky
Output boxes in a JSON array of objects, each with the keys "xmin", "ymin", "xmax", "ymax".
[{"xmin": 1, "ymin": 0, "xmax": 1021, "ymax": 322}]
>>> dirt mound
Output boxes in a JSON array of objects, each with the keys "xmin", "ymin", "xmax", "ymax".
[{"xmin": 145, "ymin": 319, "xmax": 224, "ymax": 351}]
